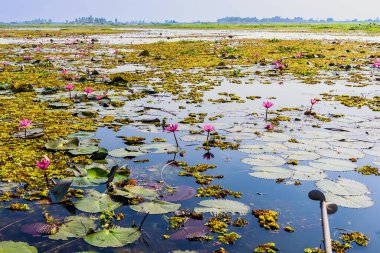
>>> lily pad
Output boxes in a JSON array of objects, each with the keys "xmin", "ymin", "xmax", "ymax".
[
  {"xmin": 45, "ymin": 138, "xmax": 79, "ymax": 151},
  {"xmin": 249, "ymin": 167, "xmax": 293, "ymax": 179},
  {"xmin": 108, "ymin": 148, "xmax": 145, "ymax": 158},
  {"xmin": 364, "ymin": 146, "xmax": 380, "ymax": 157},
  {"xmin": 324, "ymin": 193, "xmax": 374, "ymax": 209},
  {"xmin": 309, "ymin": 159, "xmax": 357, "ymax": 172},
  {"xmin": 290, "ymin": 166, "xmax": 327, "ymax": 181},
  {"xmin": 84, "ymin": 227, "xmax": 141, "ymax": 248},
  {"xmin": 69, "ymin": 145, "xmax": 99, "ymax": 156},
  {"xmin": 0, "ymin": 241, "xmax": 37, "ymax": 253},
  {"xmin": 130, "ymin": 200, "xmax": 180, "ymax": 214},
  {"xmin": 316, "ymin": 178, "xmax": 368, "ymax": 196},
  {"xmin": 139, "ymin": 143, "xmax": 177, "ymax": 154},
  {"xmin": 13, "ymin": 128, "xmax": 44, "ymax": 139},
  {"xmin": 180, "ymin": 134, "xmax": 206, "ymax": 142},
  {"xmin": 242, "ymin": 155, "xmax": 286, "ymax": 166},
  {"xmin": 74, "ymin": 190, "xmax": 122, "ymax": 213},
  {"xmin": 49, "ymin": 216, "xmax": 96, "ymax": 240},
  {"xmin": 281, "ymin": 150, "xmax": 320, "ymax": 161},
  {"xmin": 113, "ymin": 186, "xmax": 158, "ymax": 200},
  {"xmin": 194, "ymin": 199, "xmax": 250, "ymax": 215}
]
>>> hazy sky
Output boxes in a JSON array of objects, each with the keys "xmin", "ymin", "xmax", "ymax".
[{"xmin": 1, "ymin": 0, "xmax": 379, "ymax": 22}]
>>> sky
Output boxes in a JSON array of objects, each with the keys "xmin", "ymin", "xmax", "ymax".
[{"xmin": 0, "ymin": 0, "xmax": 379, "ymax": 22}]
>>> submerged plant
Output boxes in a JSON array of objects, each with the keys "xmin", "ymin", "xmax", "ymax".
[{"xmin": 165, "ymin": 123, "xmax": 179, "ymax": 147}]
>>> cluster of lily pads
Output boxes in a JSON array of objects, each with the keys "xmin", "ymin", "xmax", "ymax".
[{"xmin": 0, "ymin": 28, "xmax": 379, "ymax": 253}]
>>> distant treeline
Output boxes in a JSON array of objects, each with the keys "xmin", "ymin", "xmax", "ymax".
[
  {"xmin": 217, "ymin": 16, "xmax": 380, "ymax": 24},
  {"xmin": 2, "ymin": 16, "xmax": 380, "ymax": 25}
]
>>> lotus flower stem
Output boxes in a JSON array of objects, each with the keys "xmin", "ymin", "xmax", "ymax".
[
  {"xmin": 173, "ymin": 132, "xmax": 179, "ymax": 147},
  {"xmin": 265, "ymin": 108, "xmax": 268, "ymax": 122},
  {"xmin": 44, "ymin": 172, "xmax": 49, "ymax": 187},
  {"xmin": 24, "ymin": 128, "xmax": 27, "ymax": 139},
  {"xmin": 206, "ymin": 132, "xmax": 210, "ymax": 142},
  {"xmin": 139, "ymin": 212, "xmax": 150, "ymax": 230}
]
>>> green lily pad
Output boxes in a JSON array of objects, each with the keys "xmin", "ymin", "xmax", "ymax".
[
  {"xmin": 67, "ymin": 132, "xmax": 96, "ymax": 138},
  {"xmin": 84, "ymin": 227, "xmax": 141, "ymax": 248},
  {"xmin": 194, "ymin": 199, "xmax": 250, "ymax": 215},
  {"xmin": 45, "ymin": 138, "xmax": 79, "ymax": 151},
  {"xmin": 324, "ymin": 193, "xmax": 374, "ymax": 209},
  {"xmin": 0, "ymin": 241, "xmax": 37, "ymax": 253},
  {"xmin": 316, "ymin": 178, "xmax": 368, "ymax": 196},
  {"xmin": 249, "ymin": 166, "xmax": 293, "ymax": 180},
  {"xmin": 139, "ymin": 143, "xmax": 177, "ymax": 153},
  {"xmin": 309, "ymin": 158, "xmax": 357, "ymax": 172},
  {"xmin": 108, "ymin": 148, "xmax": 145, "ymax": 158},
  {"xmin": 130, "ymin": 200, "xmax": 180, "ymax": 214},
  {"xmin": 68, "ymin": 145, "xmax": 99, "ymax": 156},
  {"xmin": 242, "ymin": 155, "xmax": 286, "ymax": 166},
  {"xmin": 113, "ymin": 186, "xmax": 158, "ymax": 200},
  {"xmin": 49, "ymin": 216, "xmax": 96, "ymax": 240},
  {"xmin": 13, "ymin": 128, "xmax": 44, "ymax": 139},
  {"xmin": 290, "ymin": 166, "xmax": 327, "ymax": 181},
  {"xmin": 281, "ymin": 150, "xmax": 320, "ymax": 161},
  {"xmin": 74, "ymin": 190, "xmax": 122, "ymax": 213}
]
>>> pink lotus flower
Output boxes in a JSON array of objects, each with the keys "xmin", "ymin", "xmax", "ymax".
[
  {"xmin": 266, "ymin": 124, "xmax": 274, "ymax": 130},
  {"xmin": 83, "ymin": 88, "xmax": 94, "ymax": 97},
  {"xmin": 165, "ymin": 124, "xmax": 178, "ymax": 133},
  {"xmin": 263, "ymin": 101, "xmax": 274, "ymax": 121},
  {"xmin": 19, "ymin": 118, "xmax": 32, "ymax": 128},
  {"xmin": 37, "ymin": 156, "xmax": 51, "ymax": 186},
  {"xmin": 19, "ymin": 118, "xmax": 32, "ymax": 139},
  {"xmin": 36, "ymin": 156, "xmax": 51, "ymax": 170},
  {"xmin": 1, "ymin": 61, "xmax": 9, "ymax": 66},
  {"xmin": 96, "ymin": 95, "xmax": 103, "ymax": 100},
  {"xmin": 65, "ymin": 84, "xmax": 75, "ymax": 90},
  {"xmin": 61, "ymin": 69, "xmax": 70, "ymax": 75},
  {"xmin": 23, "ymin": 56, "xmax": 31, "ymax": 61},
  {"xmin": 203, "ymin": 124, "xmax": 215, "ymax": 143},
  {"xmin": 310, "ymin": 98, "xmax": 318, "ymax": 111},
  {"xmin": 203, "ymin": 124, "xmax": 215, "ymax": 132},
  {"xmin": 274, "ymin": 62, "xmax": 286, "ymax": 70},
  {"xmin": 263, "ymin": 101, "xmax": 274, "ymax": 109},
  {"xmin": 165, "ymin": 124, "xmax": 179, "ymax": 147},
  {"xmin": 65, "ymin": 84, "xmax": 75, "ymax": 99},
  {"xmin": 101, "ymin": 74, "xmax": 108, "ymax": 80}
]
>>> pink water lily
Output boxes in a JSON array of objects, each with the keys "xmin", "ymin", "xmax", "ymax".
[
  {"xmin": 263, "ymin": 101, "xmax": 274, "ymax": 121},
  {"xmin": 165, "ymin": 124, "xmax": 178, "ymax": 133},
  {"xmin": 37, "ymin": 156, "xmax": 51, "ymax": 186},
  {"xmin": 310, "ymin": 99, "xmax": 318, "ymax": 111},
  {"xmin": 203, "ymin": 124, "xmax": 215, "ymax": 142},
  {"xmin": 266, "ymin": 124, "xmax": 274, "ymax": 131},
  {"xmin": 166, "ymin": 124, "xmax": 179, "ymax": 147},
  {"xmin": 83, "ymin": 88, "xmax": 94, "ymax": 98},
  {"xmin": 61, "ymin": 69, "xmax": 70, "ymax": 75},
  {"xmin": 96, "ymin": 95, "xmax": 104, "ymax": 100},
  {"xmin": 36, "ymin": 156, "xmax": 51, "ymax": 170},
  {"xmin": 203, "ymin": 124, "xmax": 215, "ymax": 132},
  {"xmin": 19, "ymin": 118, "xmax": 32, "ymax": 128},
  {"xmin": 65, "ymin": 84, "xmax": 75, "ymax": 98}
]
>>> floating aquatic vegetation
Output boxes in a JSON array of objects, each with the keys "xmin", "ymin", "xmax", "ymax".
[
  {"xmin": 217, "ymin": 232, "xmax": 241, "ymax": 244},
  {"xmin": 252, "ymin": 209, "xmax": 280, "ymax": 231},
  {"xmin": 340, "ymin": 232, "xmax": 369, "ymax": 247},
  {"xmin": 355, "ymin": 165, "xmax": 379, "ymax": 176},
  {"xmin": 196, "ymin": 185, "xmax": 241, "ymax": 198},
  {"xmin": 253, "ymin": 242, "xmax": 279, "ymax": 253}
]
